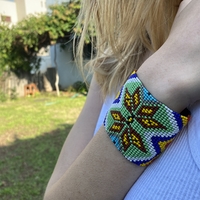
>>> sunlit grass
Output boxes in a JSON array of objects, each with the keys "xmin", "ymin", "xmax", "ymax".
[{"xmin": 0, "ymin": 93, "xmax": 86, "ymax": 200}]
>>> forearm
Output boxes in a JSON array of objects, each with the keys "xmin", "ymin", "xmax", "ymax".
[
  {"xmin": 137, "ymin": 47, "xmax": 190, "ymax": 113},
  {"xmin": 136, "ymin": 0, "xmax": 200, "ymax": 113}
]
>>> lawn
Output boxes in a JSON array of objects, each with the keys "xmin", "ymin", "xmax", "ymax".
[{"xmin": 0, "ymin": 93, "xmax": 86, "ymax": 200}]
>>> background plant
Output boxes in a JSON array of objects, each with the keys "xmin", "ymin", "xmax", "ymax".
[
  {"xmin": 0, "ymin": 90, "xmax": 8, "ymax": 102},
  {"xmin": 0, "ymin": 0, "xmax": 83, "ymax": 76}
]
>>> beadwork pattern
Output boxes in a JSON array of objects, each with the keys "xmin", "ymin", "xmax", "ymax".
[{"xmin": 104, "ymin": 72, "xmax": 190, "ymax": 166}]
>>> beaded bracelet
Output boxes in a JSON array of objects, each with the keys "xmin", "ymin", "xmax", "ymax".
[{"xmin": 104, "ymin": 72, "xmax": 190, "ymax": 166}]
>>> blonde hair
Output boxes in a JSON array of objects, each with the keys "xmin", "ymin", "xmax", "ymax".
[{"xmin": 76, "ymin": 0, "xmax": 182, "ymax": 96}]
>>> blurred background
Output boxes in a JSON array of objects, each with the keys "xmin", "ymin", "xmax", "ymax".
[{"xmin": 0, "ymin": 0, "xmax": 91, "ymax": 199}]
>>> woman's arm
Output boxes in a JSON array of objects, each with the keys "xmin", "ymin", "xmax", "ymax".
[
  {"xmin": 45, "ymin": 76, "xmax": 104, "ymax": 190},
  {"xmin": 44, "ymin": 50, "xmax": 191, "ymax": 200},
  {"xmin": 45, "ymin": 126, "xmax": 145, "ymax": 200},
  {"xmin": 44, "ymin": 0, "xmax": 200, "ymax": 199}
]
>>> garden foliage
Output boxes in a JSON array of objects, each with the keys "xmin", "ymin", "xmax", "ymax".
[{"xmin": 0, "ymin": 0, "xmax": 83, "ymax": 76}]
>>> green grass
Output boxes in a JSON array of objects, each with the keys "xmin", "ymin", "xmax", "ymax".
[{"xmin": 0, "ymin": 93, "xmax": 86, "ymax": 200}]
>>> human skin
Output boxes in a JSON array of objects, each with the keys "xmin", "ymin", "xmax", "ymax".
[
  {"xmin": 44, "ymin": 0, "xmax": 200, "ymax": 199},
  {"xmin": 138, "ymin": 0, "xmax": 199, "ymax": 113}
]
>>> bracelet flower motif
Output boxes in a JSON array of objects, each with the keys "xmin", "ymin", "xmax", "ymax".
[{"xmin": 104, "ymin": 72, "xmax": 190, "ymax": 166}]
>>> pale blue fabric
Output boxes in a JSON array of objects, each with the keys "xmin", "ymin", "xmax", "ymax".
[{"xmin": 94, "ymin": 97, "xmax": 200, "ymax": 200}]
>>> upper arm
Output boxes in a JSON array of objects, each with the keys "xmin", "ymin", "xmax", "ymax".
[
  {"xmin": 45, "ymin": 75, "xmax": 104, "ymax": 190},
  {"xmin": 44, "ymin": 126, "xmax": 145, "ymax": 200},
  {"xmin": 44, "ymin": 74, "xmax": 147, "ymax": 200}
]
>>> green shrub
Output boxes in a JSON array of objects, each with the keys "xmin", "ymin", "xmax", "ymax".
[
  {"xmin": 0, "ymin": 90, "xmax": 8, "ymax": 102},
  {"xmin": 72, "ymin": 81, "xmax": 88, "ymax": 95},
  {"xmin": 66, "ymin": 85, "xmax": 76, "ymax": 93},
  {"xmin": 10, "ymin": 87, "xmax": 18, "ymax": 100}
]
